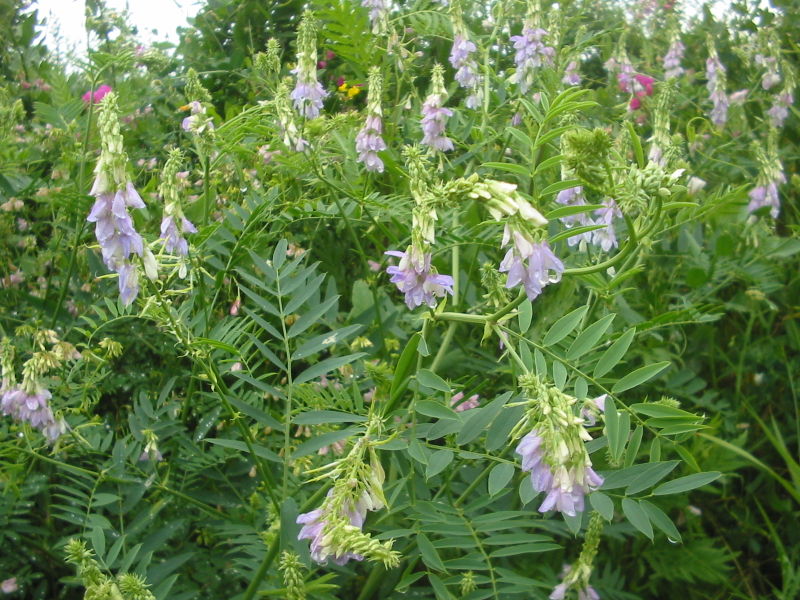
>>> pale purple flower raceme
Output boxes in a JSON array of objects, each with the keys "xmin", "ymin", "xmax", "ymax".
[
  {"xmin": 297, "ymin": 495, "xmax": 368, "ymax": 565},
  {"xmin": 385, "ymin": 250, "xmax": 454, "ymax": 309},
  {"xmin": 181, "ymin": 101, "xmax": 214, "ymax": 134},
  {"xmin": 361, "ymin": 0, "xmax": 390, "ymax": 32},
  {"xmin": 562, "ymin": 61, "xmax": 581, "ymax": 86},
  {"xmin": 356, "ymin": 68, "xmax": 387, "ymax": 172},
  {"xmin": 421, "ymin": 102, "xmax": 453, "ymax": 151},
  {"xmin": 1, "ymin": 385, "xmax": 65, "ymax": 442},
  {"xmin": 662, "ymin": 39, "xmax": 685, "ymax": 79},
  {"xmin": 511, "ymin": 27, "xmax": 555, "ymax": 94},
  {"xmin": 499, "ymin": 227, "xmax": 564, "ymax": 301},
  {"xmin": 555, "ymin": 186, "xmax": 593, "ymax": 247},
  {"xmin": 768, "ymin": 91, "xmax": 793, "ymax": 128},
  {"xmin": 516, "ymin": 428, "xmax": 604, "ymax": 516},
  {"xmin": 592, "ymin": 199, "xmax": 622, "ymax": 252},
  {"xmin": 747, "ymin": 173, "xmax": 785, "ymax": 219},
  {"xmin": 706, "ymin": 54, "xmax": 728, "ymax": 127},
  {"xmin": 755, "ymin": 54, "xmax": 780, "ymax": 91},
  {"xmin": 160, "ymin": 215, "xmax": 197, "ymax": 256},
  {"xmin": 292, "ymin": 12, "xmax": 328, "ymax": 119},
  {"xmin": 449, "ymin": 34, "xmax": 483, "ymax": 108}
]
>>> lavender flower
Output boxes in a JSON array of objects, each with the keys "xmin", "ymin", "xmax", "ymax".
[
  {"xmin": 449, "ymin": 34, "xmax": 483, "ymax": 108},
  {"xmin": 499, "ymin": 226, "xmax": 563, "ymax": 301},
  {"xmin": 291, "ymin": 12, "xmax": 328, "ymax": 119},
  {"xmin": 550, "ymin": 582, "xmax": 600, "ymax": 600},
  {"xmin": 562, "ymin": 61, "xmax": 581, "ymax": 86},
  {"xmin": 450, "ymin": 391, "xmax": 480, "ymax": 412},
  {"xmin": 755, "ymin": 54, "xmax": 781, "ymax": 90},
  {"xmin": 420, "ymin": 64, "xmax": 454, "ymax": 151},
  {"xmin": 511, "ymin": 26, "xmax": 555, "ymax": 94},
  {"xmin": 356, "ymin": 68, "xmax": 387, "ymax": 172},
  {"xmin": 662, "ymin": 38, "xmax": 685, "ymax": 79},
  {"xmin": 159, "ymin": 148, "xmax": 197, "ymax": 267},
  {"xmin": 706, "ymin": 43, "xmax": 728, "ymax": 127},
  {"xmin": 605, "ymin": 55, "xmax": 635, "ymax": 93},
  {"xmin": 555, "ymin": 186, "xmax": 593, "ymax": 247},
  {"xmin": 768, "ymin": 91, "xmax": 793, "ymax": 128},
  {"xmin": 181, "ymin": 101, "xmax": 214, "ymax": 134},
  {"xmin": 385, "ymin": 249, "xmax": 454, "ymax": 309},
  {"xmin": 516, "ymin": 428, "xmax": 603, "ymax": 516},
  {"xmin": 362, "ymin": 0, "xmax": 390, "ymax": 33},
  {"xmin": 297, "ymin": 495, "xmax": 368, "ymax": 565},
  {"xmin": 592, "ymin": 199, "xmax": 621, "ymax": 252},
  {"xmin": 747, "ymin": 175, "xmax": 784, "ymax": 219},
  {"xmin": 276, "ymin": 82, "xmax": 309, "ymax": 151},
  {"xmin": 1, "ymin": 385, "xmax": 64, "ymax": 442},
  {"xmin": 160, "ymin": 216, "xmax": 197, "ymax": 256}
]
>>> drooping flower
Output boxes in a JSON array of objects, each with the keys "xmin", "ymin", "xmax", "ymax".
[
  {"xmin": 450, "ymin": 391, "xmax": 480, "ymax": 412},
  {"xmin": 361, "ymin": 0, "xmax": 390, "ymax": 33},
  {"xmin": 555, "ymin": 186, "xmax": 594, "ymax": 247},
  {"xmin": 592, "ymin": 199, "xmax": 621, "ymax": 252},
  {"xmin": 159, "ymin": 149, "xmax": 196, "ymax": 274},
  {"xmin": 747, "ymin": 176, "xmax": 784, "ymax": 219},
  {"xmin": 181, "ymin": 100, "xmax": 214, "ymax": 135},
  {"xmin": 275, "ymin": 82, "xmax": 309, "ymax": 151},
  {"xmin": 499, "ymin": 225, "xmax": 564, "ymax": 301},
  {"xmin": 356, "ymin": 67, "xmax": 387, "ymax": 173},
  {"xmin": 662, "ymin": 38, "xmax": 685, "ymax": 80},
  {"xmin": 510, "ymin": 25, "xmax": 555, "ymax": 95},
  {"xmin": 755, "ymin": 54, "xmax": 781, "ymax": 91},
  {"xmin": 768, "ymin": 90, "xmax": 793, "ymax": 128},
  {"xmin": 706, "ymin": 40, "xmax": 728, "ymax": 127},
  {"xmin": 420, "ymin": 64, "xmax": 454, "ymax": 152},
  {"xmin": 1, "ymin": 578, "xmax": 18, "ymax": 593},
  {"xmin": 448, "ymin": 3, "xmax": 484, "ymax": 110},
  {"xmin": 385, "ymin": 248, "xmax": 454, "ymax": 309},
  {"xmin": 562, "ymin": 60, "xmax": 581, "ymax": 86},
  {"xmin": 82, "ymin": 84, "xmax": 112, "ymax": 104},
  {"xmin": 605, "ymin": 53, "xmax": 635, "ymax": 94},
  {"xmin": 748, "ymin": 137, "xmax": 785, "ymax": 219},
  {"xmin": 1, "ymin": 385, "xmax": 65, "ymax": 442},
  {"xmin": 291, "ymin": 11, "xmax": 328, "ymax": 119},
  {"xmin": 296, "ymin": 493, "xmax": 371, "ymax": 565}
]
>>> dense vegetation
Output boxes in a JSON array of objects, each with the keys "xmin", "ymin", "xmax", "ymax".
[{"xmin": 0, "ymin": 0, "xmax": 798, "ymax": 598}]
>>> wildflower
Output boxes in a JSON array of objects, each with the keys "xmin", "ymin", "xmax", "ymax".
[
  {"xmin": 275, "ymin": 82, "xmax": 309, "ymax": 151},
  {"xmin": 420, "ymin": 64, "xmax": 454, "ymax": 151},
  {"xmin": 562, "ymin": 60, "xmax": 581, "ymax": 86},
  {"xmin": 662, "ymin": 37, "xmax": 685, "ymax": 79},
  {"xmin": 362, "ymin": 0, "xmax": 390, "ymax": 34},
  {"xmin": 451, "ymin": 391, "xmax": 480, "ymax": 412},
  {"xmin": 515, "ymin": 375, "xmax": 603, "ymax": 517},
  {"xmin": 499, "ymin": 225, "xmax": 563, "ymax": 301},
  {"xmin": 706, "ymin": 40, "xmax": 728, "ymax": 127},
  {"xmin": 181, "ymin": 101, "xmax": 214, "ymax": 134},
  {"xmin": 729, "ymin": 89, "xmax": 749, "ymax": 105},
  {"xmin": 82, "ymin": 84, "xmax": 112, "ymax": 104},
  {"xmin": 1, "ymin": 385, "xmax": 64, "ymax": 442},
  {"xmin": 747, "ymin": 177, "xmax": 784, "ymax": 219},
  {"xmin": 356, "ymin": 68, "xmax": 387, "ymax": 173},
  {"xmin": 510, "ymin": 25, "xmax": 555, "ymax": 95},
  {"xmin": 581, "ymin": 394, "xmax": 607, "ymax": 426},
  {"xmin": 159, "ymin": 150, "xmax": 196, "ymax": 275},
  {"xmin": 748, "ymin": 138, "xmax": 785, "ymax": 219},
  {"xmin": 1, "ymin": 578, "xmax": 18, "ymax": 593},
  {"xmin": 291, "ymin": 11, "xmax": 328, "ymax": 119},
  {"xmin": 385, "ymin": 248, "xmax": 454, "ymax": 309},
  {"xmin": 555, "ymin": 186, "xmax": 594, "ymax": 247},
  {"xmin": 605, "ymin": 53, "xmax": 635, "ymax": 93},
  {"xmin": 755, "ymin": 54, "xmax": 780, "ymax": 90},
  {"xmin": 86, "ymin": 92, "xmax": 146, "ymax": 306},
  {"xmin": 687, "ymin": 176, "xmax": 706, "ymax": 196},
  {"xmin": 592, "ymin": 199, "xmax": 621, "ymax": 252},
  {"xmin": 768, "ymin": 91, "xmax": 793, "ymax": 128}
]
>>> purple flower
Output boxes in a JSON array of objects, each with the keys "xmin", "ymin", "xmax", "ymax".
[
  {"xmin": 747, "ymin": 174, "xmax": 784, "ymax": 219},
  {"xmin": 449, "ymin": 35, "xmax": 483, "ymax": 108},
  {"xmin": 356, "ymin": 113, "xmax": 387, "ymax": 173},
  {"xmin": 362, "ymin": 0, "xmax": 389, "ymax": 31},
  {"xmin": 385, "ymin": 250, "xmax": 454, "ymax": 309},
  {"xmin": 768, "ymin": 91, "xmax": 793, "ymax": 128},
  {"xmin": 706, "ymin": 55, "xmax": 728, "ymax": 127},
  {"xmin": 551, "ymin": 583, "xmax": 600, "ymax": 600},
  {"xmin": 86, "ymin": 183, "xmax": 145, "ymax": 279},
  {"xmin": 291, "ymin": 80, "xmax": 328, "ymax": 119},
  {"xmin": 181, "ymin": 101, "xmax": 214, "ymax": 134},
  {"xmin": 450, "ymin": 392, "xmax": 480, "ymax": 412},
  {"xmin": 592, "ymin": 199, "xmax": 621, "ymax": 252},
  {"xmin": 420, "ymin": 97, "xmax": 454, "ymax": 151},
  {"xmin": 663, "ymin": 39, "xmax": 685, "ymax": 79},
  {"xmin": 1, "ymin": 385, "xmax": 65, "ymax": 442},
  {"xmin": 516, "ymin": 428, "xmax": 603, "ymax": 517},
  {"xmin": 160, "ymin": 215, "xmax": 197, "ymax": 256},
  {"xmin": 297, "ymin": 507, "xmax": 364, "ymax": 566},
  {"xmin": 555, "ymin": 186, "xmax": 593, "ymax": 246},
  {"xmin": 499, "ymin": 227, "xmax": 564, "ymax": 301},
  {"xmin": 511, "ymin": 27, "xmax": 555, "ymax": 94},
  {"xmin": 562, "ymin": 61, "xmax": 581, "ymax": 86}
]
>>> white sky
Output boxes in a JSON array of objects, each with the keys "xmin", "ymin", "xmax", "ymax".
[{"xmin": 35, "ymin": 0, "xmax": 200, "ymax": 55}]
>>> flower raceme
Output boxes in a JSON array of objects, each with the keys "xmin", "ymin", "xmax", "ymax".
[
  {"xmin": 291, "ymin": 11, "xmax": 328, "ymax": 119},
  {"xmin": 385, "ymin": 249, "xmax": 454, "ymax": 309},
  {"xmin": 356, "ymin": 67, "xmax": 387, "ymax": 173},
  {"xmin": 420, "ymin": 64, "xmax": 454, "ymax": 152},
  {"xmin": 510, "ymin": 26, "xmax": 555, "ymax": 95}
]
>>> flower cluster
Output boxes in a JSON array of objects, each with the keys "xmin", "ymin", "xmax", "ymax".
[
  {"xmin": 159, "ymin": 149, "xmax": 196, "ymax": 276},
  {"xmin": 755, "ymin": 53, "xmax": 781, "ymax": 91},
  {"xmin": 748, "ymin": 137, "xmax": 785, "ymax": 219},
  {"xmin": 362, "ymin": 0, "xmax": 390, "ymax": 34},
  {"xmin": 500, "ymin": 225, "xmax": 564, "ymax": 302},
  {"xmin": 706, "ymin": 41, "xmax": 728, "ymax": 127},
  {"xmin": 605, "ymin": 51, "xmax": 635, "ymax": 94},
  {"xmin": 510, "ymin": 25, "xmax": 555, "ymax": 95},
  {"xmin": 450, "ymin": 391, "xmax": 480, "ymax": 412},
  {"xmin": 562, "ymin": 60, "xmax": 581, "ymax": 86},
  {"xmin": 181, "ymin": 100, "xmax": 214, "ymax": 135},
  {"xmin": 385, "ymin": 249, "xmax": 454, "ymax": 309},
  {"xmin": 355, "ymin": 67, "xmax": 387, "ymax": 173},
  {"xmin": 662, "ymin": 37, "xmax": 685, "ymax": 80},
  {"xmin": 291, "ymin": 11, "xmax": 328, "ymax": 119},
  {"xmin": 82, "ymin": 84, "xmax": 112, "ymax": 105},
  {"xmin": 550, "ymin": 514, "xmax": 605, "ymax": 599},
  {"xmin": 515, "ymin": 374, "xmax": 604, "ymax": 516},
  {"xmin": 628, "ymin": 74, "xmax": 655, "ymax": 111},
  {"xmin": 86, "ymin": 92, "xmax": 150, "ymax": 306},
  {"xmin": 555, "ymin": 186, "xmax": 593, "ymax": 247},
  {"xmin": 449, "ymin": 4, "xmax": 483, "ymax": 109},
  {"xmin": 420, "ymin": 64, "xmax": 454, "ymax": 151},
  {"xmin": 275, "ymin": 82, "xmax": 309, "ymax": 151},
  {"xmin": 768, "ymin": 90, "xmax": 793, "ymax": 128}
]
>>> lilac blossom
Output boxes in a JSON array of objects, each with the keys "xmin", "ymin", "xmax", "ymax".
[
  {"xmin": 662, "ymin": 39, "xmax": 685, "ymax": 79},
  {"xmin": 86, "ymin": 184, "xmax": 145, "ymax": 272},
  {"xmin": 747, "ymin": 174, "xmax": 785, "ymax": 219},
  {"xmin": 562, "ymin": 61, "xmax": 581, "ymax": 86},
  {"xmin": 420, "ymin": 65, "xmax": 454, "ymax": 151},
  {"xmin": 450, "ymin": 392, "xmax": 480, "ymax": 412},
  {"xmin": 605, "ymin": 56, "xmax": 635, "ymax": 94},
  {"xmin": 706, "ymin": 53, "xmax": 728, "ymax": 127},
  {"xmin": 291, "ymin": 80, "xmax": 327, "ymax": 119},
  {"xmin": 755, "ymin": 54, "xmax": 780, "ymax": 90},
  {"xmin": 181, "ymin": 101, "xmax": 214, "ymax": 134},
  {"xmin": 160, "ymin": 215, "xmax": 197, "ymax": 256},
  {"xmin": 516, "ymin": 428, "xmax": 604, "ymax": 516},
  {"xmin": 385, "ymin": 249, "xmax": 454, "ymax": 309},
  {"xmin": 768, "ymin": 91, "xmax": 793, "ymax": 128},
  {"xmin": 361, "ymin": 0, "xmax": 389, "ymax": 32},
  {"xmin": 555, "ymin": 186, "xmax": 594, "ymax": 247},
  {"xmin": 592, "ymin": 199, "xmax": 621, "ymax": 252},
  {"xmin": 581, "ymin": 394, "xmax": 608, "ymax": 426},
  {"xmin": 292, "ymin": 12, "xmax": 328, "ymax": 119},
  {"xmin": 449, "ymin": 34, "xmax": 483, "ymax": 108},
  {"xmin": 550, "ymin": 582, "xmax": 600, "ymax": 600},
  {"xmin": 1, "ymin": 385, "xmax": 65, "ymax": 442},
  {"xmin": 356, "ymin": 115, "xmax": 387, "ymax": 172},
  {"xmin": 511, "ymin": 27, "xmax": 555, "ymax": 94},
  {"xmin": 297, "ymin": 498, "xmax": 366, "ymax": 565},
  {"xmin": 499, "ymin": 227, "xmax": 564, "ymax": 301}
]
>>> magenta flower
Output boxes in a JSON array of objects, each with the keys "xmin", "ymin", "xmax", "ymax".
[{"xmin": 82, "ymin": 84, "xmax": 112, "ymax": 104}]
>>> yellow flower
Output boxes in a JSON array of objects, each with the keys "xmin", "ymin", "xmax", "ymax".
[
  {"xmin": 338, "ymin": 82, "xmax": 349, "ymax": 93},
  {"xmin": 347, "ymin": 86, "xmax": 362, "ymax": 98}
]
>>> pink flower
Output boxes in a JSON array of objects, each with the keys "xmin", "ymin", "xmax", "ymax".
[
  {"xmin": 82, "ymin": 84, "xmax": 112, "ymax": 104},
  {"xmin": 1, "ymin": 578, "xmax": 18, "ymax": 593}
]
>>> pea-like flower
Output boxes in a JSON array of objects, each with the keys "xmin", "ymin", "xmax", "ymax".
[{"xmin": 385, "ymin": 249, "xmax": 454, "ymax": 309}]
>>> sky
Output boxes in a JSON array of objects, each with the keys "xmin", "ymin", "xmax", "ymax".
[{"xmin": 34, "ymin": 0, "xmax": 200, "ymax": 56}]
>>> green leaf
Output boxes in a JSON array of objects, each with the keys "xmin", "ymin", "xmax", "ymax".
[
  {"xmin": 205, "ymin": 438, "xmax": 281, "ymax": 462},
  {"xmin": 287, "ymin": 295, "xmax": 339, "ymax": 338},
  {"xmin": 625, "ymin": 425, "xmax": 644, "ymax": 467},
  {"xmin": 543, "ymin": 306, "xmax": 588, "ymax": 346},
  {"xmin": 489, "ymin": 543, "xmax": 561, "ymax": 557},
  {"xmin": 417, "ymin": 369, "xmax": 451, "ymax": 392},
  {"xmin": 544, "ymin": 203, "xmax": 603, "ymax": 220},
  {"xmin": 488, "ymin": 463, "xmax": 515, "ymax": 496},
  {"xmin": 631, "ymin": 403, "xmax": 700, "ymax": 419},
  {"xmin": 390, "ymin": 333, "xmax": 421, "ymax": 401},
  {"xmin": 292, "ymin": 324, "xmax": 364, "ymax": 360},
  {"xmin": 640, "ymin": 501, "xmax": 682, "ymax": 542},
  {"xmin": 567, "ymin": 314, "xmax": 616, "ymax": 360},
  {"xmin": 589, "ymin": 492, "xmax": 614, "ymax": 520},
  {"xmin": 518, "ymin": 300, "xmax": 533, "ymax": 333},
  {"xmin": 612, "ymin": 362, "xmax": 671, "ymax": 393},
  {"xmin": 482, "ymin": 161, "xmax": 531, "ymax": 177},
  {"xmin": 293, "ymin": 410, "xmax": 368, "ymax": 425},
  {"xmin": 272, "ymin": 239, "xmax": 289, "ymax": 270},
  {"xmin": 540, "ymin": 179, "xmax": 584, "ymax": 197},
  {"xmin": 594, "ymin": 327, "xmax": 636, "ymax": 378},
  {"xmin": 457, "ymin": 392, "xmax": 512, "ymax": 445},
  {"xmin": 293, "ymin": 428, "xmax": 361, "ymax": 458},
  {"xmin": 426, "ymin": 450, "xmax": 454, "ymax": 479},
  {"xmin": 534, "ymin": 348, "xmax": 547, "ymax": 377},
  {"xmin": 627, "ymin": 121, "xmax": 645, "ymax": 168},
  {"xmin": 293, "ymin": 353, "xmax": 366, "ymax": 385},
  {"xmin": 428, "ymin": 574, "xmax": 453, "ymax": 600},
  {"xmin": 621, "ymin": 498, "xmax": 653, "ymax": 539},
  {"xmin": 625, "ymin": 461, "xmax": 680, "ymax": 495},
  {"xmin": 652, "ymin": 472, "xmax": 722, "ymax": 496},
  {"xmin": 418, "ymin": 533, "xmax": 448, "ymax": 572},
  {"xmin": 533, "ymin": 153, "xmax": 564, "ymax": 175},
  {"xmin": 416, "ymin": 400, "xmax": 459, "ymax": 421}
]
